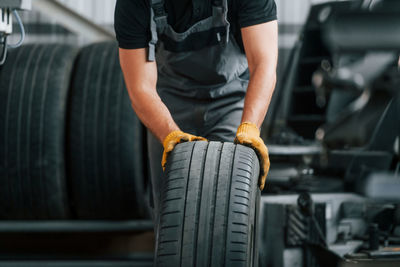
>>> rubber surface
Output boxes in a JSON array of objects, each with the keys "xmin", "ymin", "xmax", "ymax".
[
  {"xmin": 156, "ymin": 141, "xmax": 260, "ymax": 267},
  {"xmin": 67, "ymin": 42, "xmax": 149, "ymax": 219},
  {"xmin": 0, "ymin": 44, "xmax": 77, "ymax": 219}
]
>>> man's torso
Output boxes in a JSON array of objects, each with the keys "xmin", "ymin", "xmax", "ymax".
[{"xmin": 114, "ymin": 0, "xmax": 277, "ymax": 50}]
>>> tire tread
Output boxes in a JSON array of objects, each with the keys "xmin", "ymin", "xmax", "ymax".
[{"xmin": 156, "ymin": 141, "xmax": 260, "ymax": 267}]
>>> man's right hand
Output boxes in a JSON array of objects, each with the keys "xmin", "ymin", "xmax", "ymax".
[{"xmin": 162, "ymin": 131, "xmax": 207, "ymax": 171}]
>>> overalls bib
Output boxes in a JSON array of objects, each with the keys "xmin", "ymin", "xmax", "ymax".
[{"xmin": 147, "ymin": 0, "xmax": 249, "ymax": 230}]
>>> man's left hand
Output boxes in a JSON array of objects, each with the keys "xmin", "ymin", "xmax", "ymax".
[{"xmin": 234, "ymin": 122, "xmax": 270, "ymax": 190}]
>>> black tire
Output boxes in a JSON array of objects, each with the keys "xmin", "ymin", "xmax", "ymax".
[
  {"xmin": 156, "ymin": 141, "xmax": 260, "ymax": 267},
  {"xmin": 0, "ymin": 44, "xmax": 77, "ymax": 219},
  {"xmin": 67, "ymin": 41, "xmax": 149, "ymax": 219}
]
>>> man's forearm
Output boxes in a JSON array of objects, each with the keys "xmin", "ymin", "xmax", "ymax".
[
  {"xmin": 119, "ymin": 48, "xmax": 180, "ymax": 143},
  {"xmin": 240, "ymin": 21, "xmax": 278, "ymax": 129},
  {"xmin": 129, "ymin": 87, "xmax": 180, "ymax": 143},
  {"xmin": 241, "ymin": 64, "xmax": 276, "ymax": 128}
]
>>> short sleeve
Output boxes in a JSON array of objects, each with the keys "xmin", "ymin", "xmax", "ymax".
[
  {"xmin": 114, "ymin": 0, "xmax": 151, "ymax": 49},
  {"xmin": 237, "ymin": 0, "xmax": 277, "ymax": 28}
]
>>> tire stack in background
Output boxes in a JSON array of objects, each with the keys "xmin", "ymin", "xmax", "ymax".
[
  {"xmin": 0, "ymin": 42, "xmax": 153, "ymax": 266},
  {"xmin": 0, "ymin": 44, "xmax": 77, "ymax": 220},
  {"xmin": 67, "ymin": 42, "xmax": 150, "ymax": 220},
  {"xmin": 0, "ymin": 41, "xmax": 150, "ymax": 220}
]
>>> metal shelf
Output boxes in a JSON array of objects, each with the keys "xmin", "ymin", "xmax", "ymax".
[
  {"xmin": 0, "ymin": 220, "xmax": 153, "ymax": 233},
  {"xmin": 0, "ymin": 260, "xmax": 153, "ymax": 267}
]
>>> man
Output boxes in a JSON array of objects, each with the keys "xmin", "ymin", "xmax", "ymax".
[{"xmin": 114, "ymin": 0, "xmax": 278, "ymax": 223}]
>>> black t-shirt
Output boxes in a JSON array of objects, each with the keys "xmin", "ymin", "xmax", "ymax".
[{"xmin": 114, "ymin": 0, "xmax": 277, "ymax": 50}]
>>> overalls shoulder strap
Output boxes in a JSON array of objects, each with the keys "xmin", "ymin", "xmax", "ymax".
[
  {"xmin": 148, "ymin": 0, "xmax": 230, "ymax": 61},
  {"xmin": 148, "ymin": 0, "xmax": 168, "ymax": 61}
]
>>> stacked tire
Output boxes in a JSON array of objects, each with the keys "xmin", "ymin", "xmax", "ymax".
[
  {"xmin": 0, "ymin": 42, "xmax": 150, "ymax": 220},
  {"xmin": 67, "ymin": 42, "xmax": 150, "ymax": 219},
  {"xmin": 0, "ymin": 44, "xmax": 77, "ymax": 219},
  {"xmin": 156, "ymin": 141, "xmax": 261, "ymax": 267}
]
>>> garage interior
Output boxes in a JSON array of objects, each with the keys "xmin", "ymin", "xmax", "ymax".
[{"xmin": 0, "ymin": 0, "xmax": 399, "ymax": 266}]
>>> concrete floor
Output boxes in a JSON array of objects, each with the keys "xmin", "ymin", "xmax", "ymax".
[{"xmin": 0, "ymin": 231, "xmax": 155, "ymax": 260}]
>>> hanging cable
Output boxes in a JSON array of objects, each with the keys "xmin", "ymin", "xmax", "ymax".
[
  {"xmin": 0, "ymin": 36, "xmax": 8, "ymax": 65},
  {"xmin": 8, "ymin": 10, "xmax": 25, "ymax": 49}
]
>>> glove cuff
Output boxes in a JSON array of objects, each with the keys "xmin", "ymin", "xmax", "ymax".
[
  {"xmin": 236, "ymin": 122, "xmax": 260, "ymax": 137},
  {"xmin": 163, "ymin": 130, "xmax": 183, "ymax": 149}
]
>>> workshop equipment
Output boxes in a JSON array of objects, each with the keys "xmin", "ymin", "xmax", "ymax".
[{"xmin": 0, "ymin": 0, "xmax": 30, "ymax": 65}]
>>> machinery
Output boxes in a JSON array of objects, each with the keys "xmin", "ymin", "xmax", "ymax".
[
  {"xmin": 0, "ymin": 0, "xmax": 30, "ymax": 65},
  {"xmin": 260, "ymin": 0, "xmax": 400, "ymax": 266}
]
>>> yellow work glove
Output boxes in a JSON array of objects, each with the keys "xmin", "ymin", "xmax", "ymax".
[
  {"xmin": 162, "ymin": 130, "xmax": 207, "ymax": 171},
  {"xmin": 234, "ymin": 122, "xmax": 270, "ymax": 190}
]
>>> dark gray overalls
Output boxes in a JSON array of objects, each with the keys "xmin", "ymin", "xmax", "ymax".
[{"xmin": 147, "ymin": 0, "xmax": 249, "ymax": 229}]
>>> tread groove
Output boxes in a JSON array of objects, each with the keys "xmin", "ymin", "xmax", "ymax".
[
  {"xmin": 166, "ymin": 177, "xmax": 185, "ymax": 182},
  {"xmin": 164, "ymin": 197, "xmax": 181, "ymax": 202},
  {"xmin": 102, "ymin": 45, "xmax": 115, "ymax": 209},
  {"xmin": 161, "ymin": 225, "xmax": 180, "ymax": 230},
  {"xmin": 231, "ymin": 241, "xmax": 246, "ymax": 244},
  {"xmin": 162, "ymin": 210, "xmax": 181, "ymax": 216},
  {"xmin": 26, "ymin": 46, "xmax": 46, "ymax": 217},
  {"xmin": 233, "ymin": 202, "xmax": 249, "ymax": 207},
  {"xmin": 207, "ymin": 142, "xmax": 222, "ymax": 267},
  {"xmin": 79, "ymin": 44, "xmax": 96, "ymax": 212},
  {"xmin": 3, "ymin": 45, "xmax": 25, "ymax": 215},
  {"xmin": 178, "ymin": 142, "xmax": 195, "ymax": 267},
  {"xmin": 237, "ymin": 167, "xmax": 252, "ymax": 175},
  {"xmin": 39, "ymin": 46, "xmax": 59, "ymax": 217},
  {"xmin": 193, "ymin": 141, "xmax": 209, "ymax": 267},
  {"xmin": 17, "ymin": 45, "xmax": 37, "ymax": 216},
  {"xmin": 235, "ymin": 180, "xmax": 251, "ymax": 186},
  {"xmin": 233, "ymin": 210, "xmax": 249, "ymax": 216},
  {"xmin": 238, "ymin": 160, "xmax": 253, "ymax": 169},
  {"xmin": 160, "ymin": 240, "xmax": 178, "ymax": 244},
  {"xmin": 232, "ymin": 230, "xmax": 247, "ymax": 235},
  {"xmin": 164, "ymin": 186, "xmax": 184, "ymax": 192},
  {"xmin": 236, "ymin": 174, "xmax": 251, "ymax": 181},
  {"xmin": 235, "ymin": 194, "xmax": 249, "ymax": 201},
  {"xmin": 223, "ymin": 145, "xmax": 237, "ymax": 265},
  {"xmin": 235, "ymin": 188, "xmax": 250, "ymax": 194},
  {"xmin": 93, "ymin": 47, "xmax": 107, "ymax": 207},
  {"xmin": 21, "ymin": 45, "xmax": 39, "ymax": 216}
]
